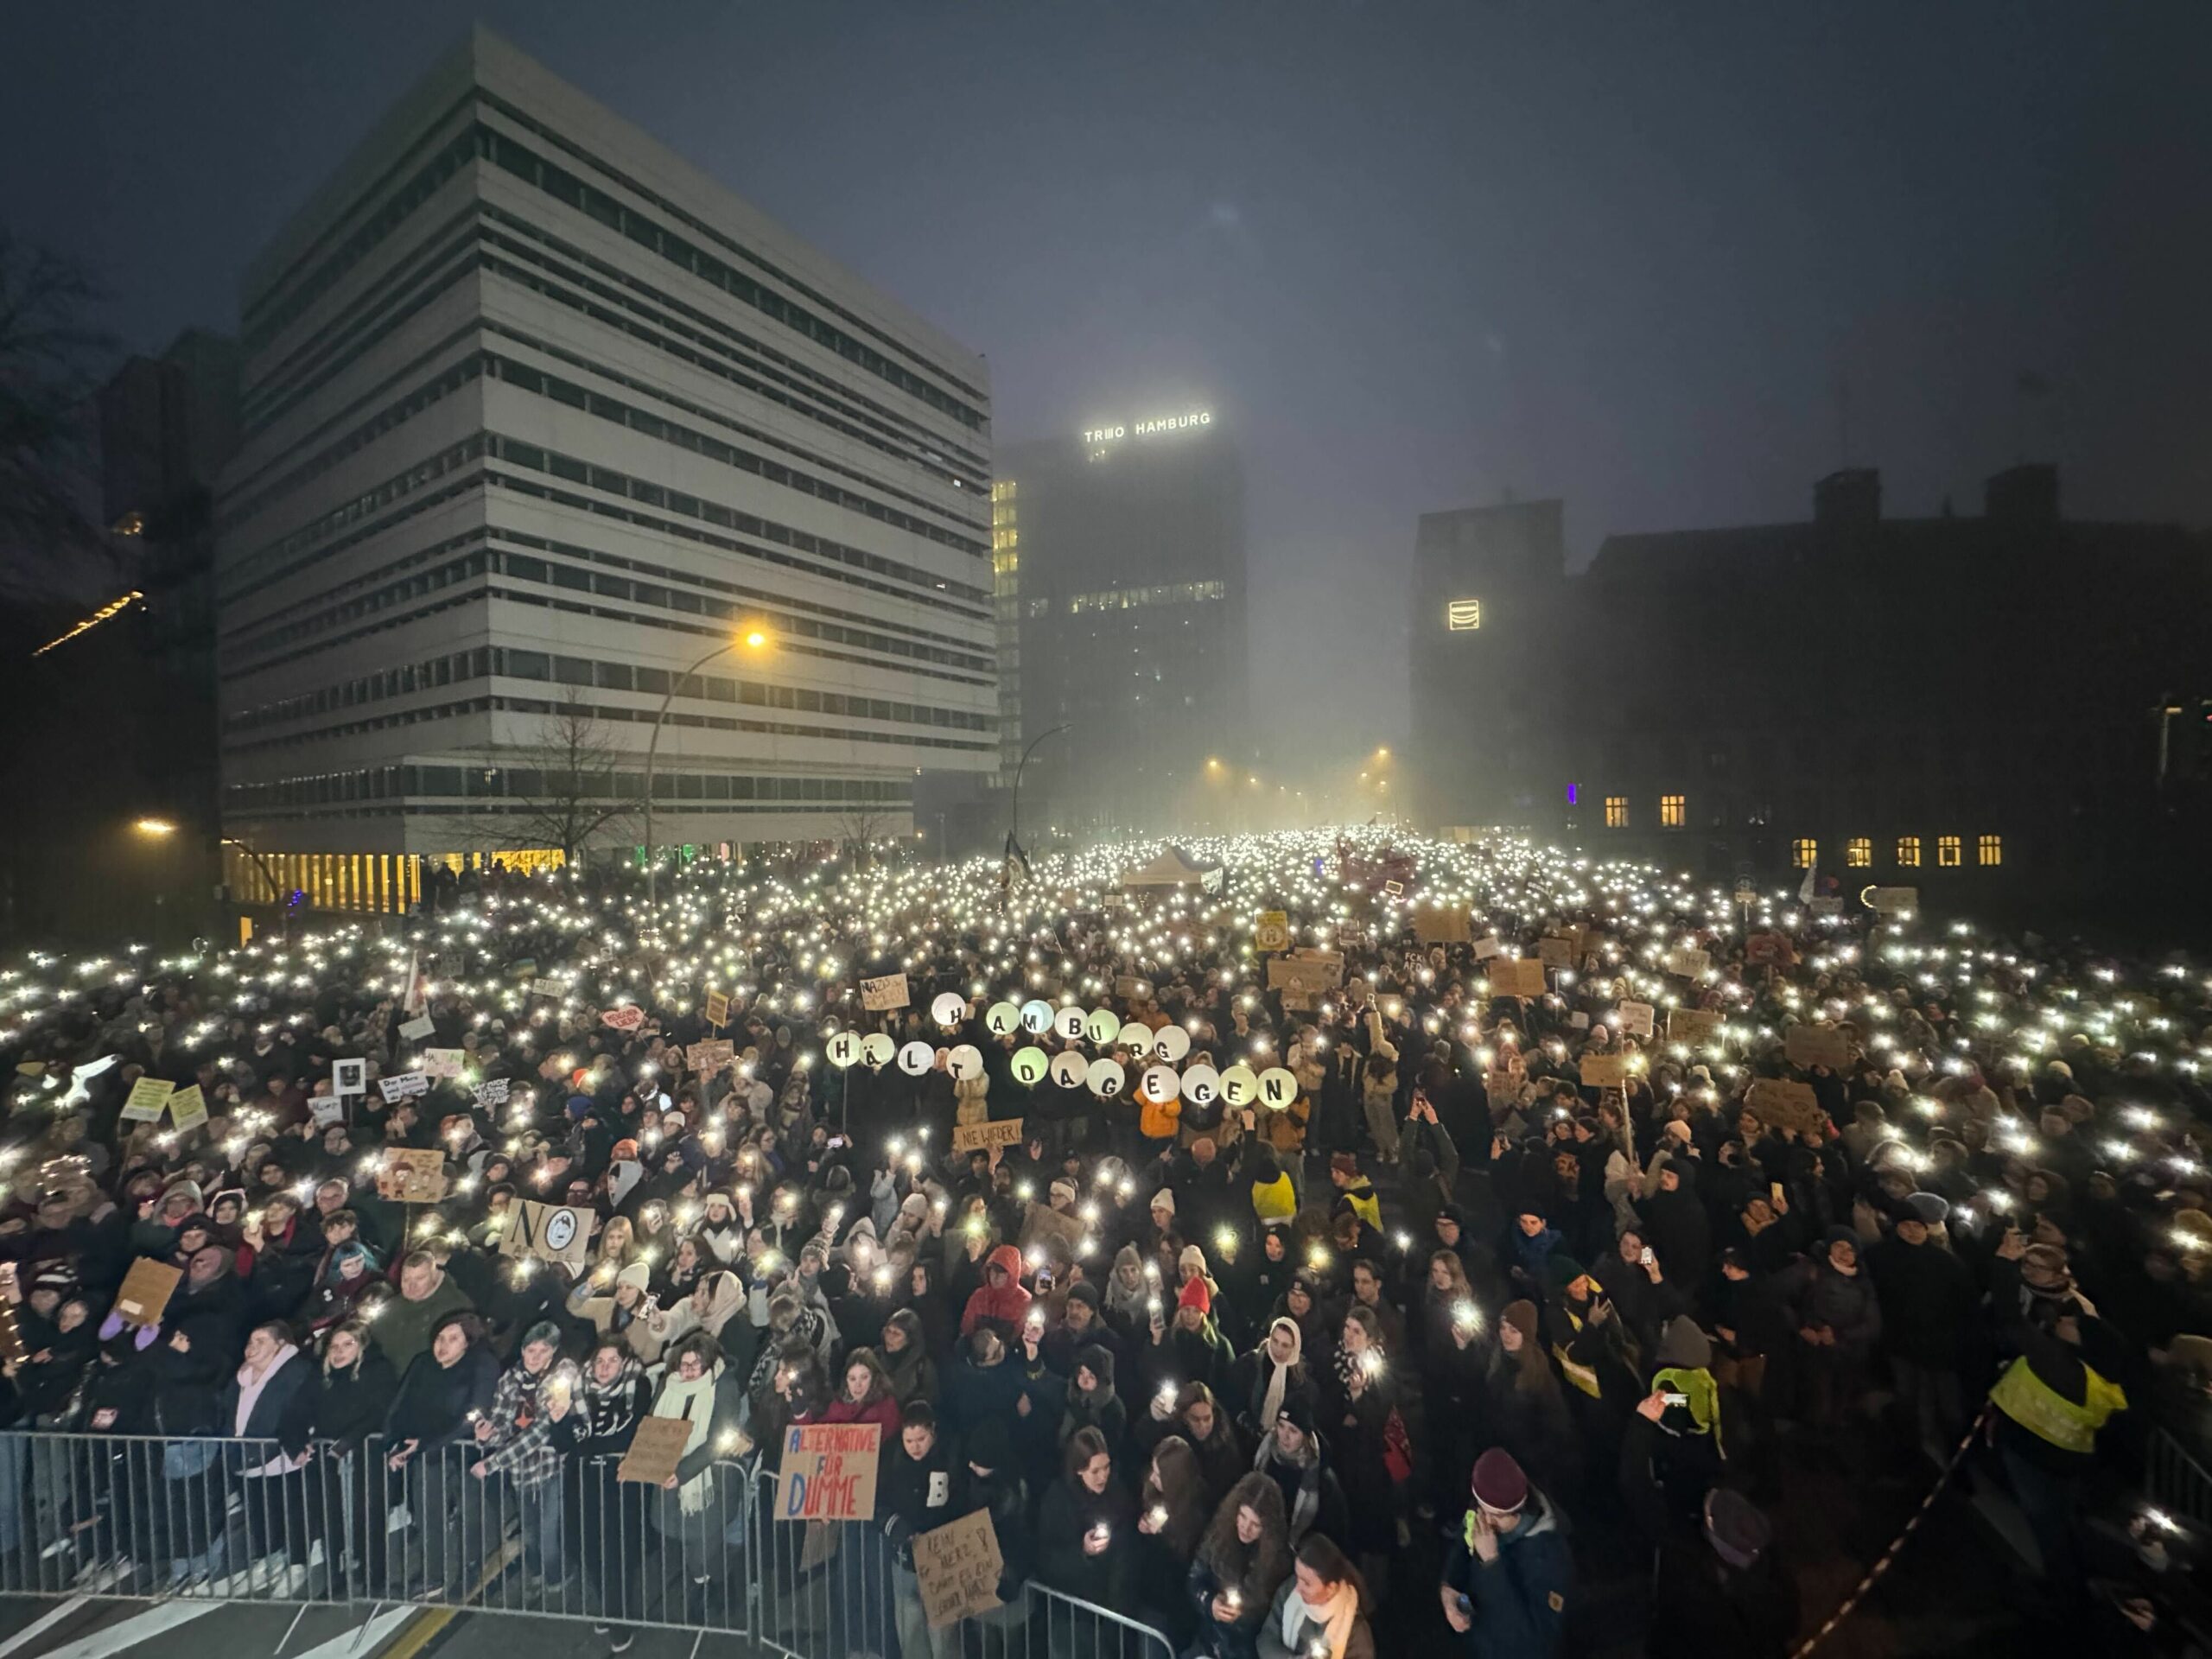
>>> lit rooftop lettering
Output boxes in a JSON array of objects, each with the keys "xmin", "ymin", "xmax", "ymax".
[
  {"xmin": 1081, "ymin": 410, "xmax": 1213, "ymax": 444},
  {"xmin": 1446, "ymin": 598, "xmax": 1482, "ymax": 631}
]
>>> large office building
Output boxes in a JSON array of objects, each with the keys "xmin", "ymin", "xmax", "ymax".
[
  {"xmin": 214, "ymin": 27, "xmax": 996, "ymax": 910},
  {"xmin": 992, "ymin": 411, "xmax": 1246, "ymax": 838},
  {"xmin": 1408, "ymin": 465, "xmax": 2212, "ymax": 920}
]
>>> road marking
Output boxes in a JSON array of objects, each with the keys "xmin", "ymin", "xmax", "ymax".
[
  {"xmin": 0, "ymin": 1599, "xmax": 88, "ymax": 1659},
  {"xmin": 37, "ymin": 1601, "xmax": 214, "ymax": 1659},
  {"xmin": 290, "ymin": 1605, "xmax": 419, "ymax": 1659},
  {"xmin": 375, "ymin": 1608, "xmax": 454, "ymax": 1659}
]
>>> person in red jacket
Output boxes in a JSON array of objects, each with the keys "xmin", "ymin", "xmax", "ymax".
[{"xmin": 961, "ymin": 1244, "xmax": 1034, "ymax": 1338}]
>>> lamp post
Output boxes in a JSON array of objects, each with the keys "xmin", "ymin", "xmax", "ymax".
[
  {"xmin": 131, "ymin": 818, "xmax": 176, "ymax": 949},
  {"xmin": 1004, "ymin": 724, "xmax": 1069, "ymax": 877},
  {"xmin": 644, "ymin": 626, "xmax": 770, "ymax": 909},
  {"xmin": 219, "ymin": 833, "xmax": 290, "ymax": 942}
]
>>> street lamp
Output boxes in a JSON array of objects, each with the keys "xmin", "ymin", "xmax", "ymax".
[
  {"xmin": 643, "ymin": 626, "xmax": 772, "ymax": 907},
  {"xmin": 1005, "ymin": 723, "xmax": 1070, "ymax": 880},
  {"xmin": 134, "ymin": 817, "xmax": 176, "ymax": 837}
]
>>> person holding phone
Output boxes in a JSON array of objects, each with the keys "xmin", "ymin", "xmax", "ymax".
[{"xmin": 1438, "ymin": 1449, "xmax": 1572, "ymax": 1657}]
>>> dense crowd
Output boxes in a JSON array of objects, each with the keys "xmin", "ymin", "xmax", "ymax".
[{"xmin": 0, "ymin": 830, "xmax": 2203, "ymax": 1656}]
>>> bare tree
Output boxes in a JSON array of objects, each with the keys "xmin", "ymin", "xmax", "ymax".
[
  {"xmin": 471, "ymin": 692, "xmax": 645, "ymax": 865},
  {"xmin": 0, "ymin": 229, "xmax": 112, "ymax": 569},
  {"xmin": 835, "ymin": 802, "xmax": 895, "ymax": 869}
]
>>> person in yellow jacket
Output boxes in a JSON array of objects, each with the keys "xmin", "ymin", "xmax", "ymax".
[{"xmin": 1986, "ymin": 1230, "xmax": 2127, "ymax": 1609}]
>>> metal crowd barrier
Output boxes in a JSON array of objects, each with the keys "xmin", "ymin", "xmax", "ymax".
[
  {"xmin": 0, "ymin": 1431, "xmax": 1174, "ymax": 1659},
  {"xmin": 2146, "ymin": 1426, "xmax": 2212, "ymax": 1530}
]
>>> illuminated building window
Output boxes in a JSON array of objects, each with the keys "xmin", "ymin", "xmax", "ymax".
[
  {"xmin": 1792, "ymin": 838, "xmax": 1817, "ymax": 868},
  {"xmin": 1896, "ymin": 836, "xmax": 1921, "ymax": 868},
  {"xmin": 1847, "ymin": 837, "xmax": 1872, "ymax": 867},
  {"xmin": 1605, "ymin": 796, "xmax": 1628, "ymax": 829},
  {"xmin": 1978, "ymin": 834, "xmax": 2003, "ymax": 867},
  {"xmin": 1660, "ymin": 794, "xmax": 1685, "ymax": 828},
  {"xmin": 1937, "ymin": 836, "xmax": 1961, "ymax": 867},
  {"xmin": 1446, "ymin": 599, "xmax": 1482, "ymax": 631}
]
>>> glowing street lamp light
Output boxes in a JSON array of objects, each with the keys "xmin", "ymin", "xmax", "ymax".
[
  {"xmin": 133, "ymin": 817, "xmax": 177, "ymax": 837},
  {"xmin": 645, "ymin": 626, "xmax": 772, "ymax": 908}
]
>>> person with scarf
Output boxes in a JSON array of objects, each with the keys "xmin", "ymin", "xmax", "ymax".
[
  {"xmin": 219, "ymin": 1320, "xmax": 314, "ymax": 1590},
  {"xmin": 1103, "ymin": 1244, "xmax": 1154, "ymax": 1332},
  {"xmin": 805, "ymin": 1346, "xmax": 902, "ymax": 1432},
  {"xmin": 1230, "ymin": 1317, "xmax": 1317, "ymax": 1442},
  {"xmin": 1059, "ymin": 1341, "xmax": 1128, "ymax": 1456},
  {"xmin": 1130, "ymin": 1433, "xmax": 1208, "ymax": 1643},
  {"xmin": 1037, "ymin": 1424, "xmax": 1135, "ymax": 1610},
  {"xmin": 1440, "ymin": 1449, "xmax": 1572, "ymax": 1659},
  {"xmin": 1258, "ymin": 1532, "xmax": 1375, "ymax": 1659},
  {"xmin": 304, "ymin": 1239, "xmax": 380, "ymax": 1333},
  {"xmin": 1321, "ymin": 1304, "xmax": 1409, "ymax": 1572},
  {"xmin": 1185, "ymin": 1471, "xmax": 1293, "ymax": 1659},
  {"xmin": 471, "ymin": 1319, "xmax": 569, "ymax": 1599},
  {"xmin": 569, "ymin": 1261, "xmax": 664, "ymax": 1366},
  {"xmin": 650, "ymin": 1268, "xmax": 753, "ymax": 1379},
  {"xmin": 280, "ymin": 1319, "xmax": 394, "ymax": 1586},
  {"xmin": 879, "ymin": 1307, "xmax": 940, "ymax": 1408},
  {"xmin": 549, "ymin": 1337, "xmax": 652, "ymax": 1645},
  {"xmin": 1778, "ymin": 1228, "xmax": 1881, "ymax": 1456},
  {"xmin": 644, "ymin": 1331, "xmax": 747, "ymax": 1628}
]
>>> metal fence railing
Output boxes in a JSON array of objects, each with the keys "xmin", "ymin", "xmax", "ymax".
[
  {"xmin": 2146, "ymin": 1426, "xmax": 2212, "ymax": 1531},
  {"xmin": 0, "ymin": 1431, "xmax": 1175, "ymax": 1659}
]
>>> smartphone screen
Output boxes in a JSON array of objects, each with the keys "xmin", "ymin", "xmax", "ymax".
[{"xmin": 1770, "ymin": 1182, "xmax": 1783, "ymax": 1204}]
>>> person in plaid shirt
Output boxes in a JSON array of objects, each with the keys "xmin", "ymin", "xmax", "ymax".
[{"xmin": 472, "ymin": 1319, "xmax": 569, "ymax": 1595}]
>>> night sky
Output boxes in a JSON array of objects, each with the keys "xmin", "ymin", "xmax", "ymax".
[{"xmin": 7, "ymin": 2, "xmax": 2209, "ymax": 767}]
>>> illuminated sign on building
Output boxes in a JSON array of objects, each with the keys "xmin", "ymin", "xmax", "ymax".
[
  {"xmin": 1081, "ymin": 410, "xmax": 1213, "ymax": 444},
  {"xmin": 1446, "ymin": 599, "xmax": 1482, "ymax": 631}
]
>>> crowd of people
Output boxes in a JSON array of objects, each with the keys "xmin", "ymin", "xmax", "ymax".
[{"xmin": 0, "ymin": 830, "xmax": 2202, "ymax": 1656}]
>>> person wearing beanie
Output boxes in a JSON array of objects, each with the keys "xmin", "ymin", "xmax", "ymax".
[
  {"xmin": 569, "ymin": 1256, "xmax": 664, "ymax": 1365},
  {"xmin": 1646, "ymin": 1487, "xmax": 1798, "ymax": 1659},
  {"xmin": 1866, "ymin": 1192, "xmax": 1977, "ymax": 1465},
  {"xmin": 1060, "ymin": 1342, "xmax": 1128, "ymax": 1454},
  {"xmin": 1327, "ymin": 1155, "xmax": 1382, "ymax": 1237},
  {"xmin": 1440, "ymin": 1447, "xmax": 1573, "ymax": 1657},
  {"xmin": 1777, "ymin": 1228, "xmax": 1881, "ymax": 1454},
  {"xmin": 1247, "ymin": 1144, "xmax": 1299, "ymax": 1226},
  {"xmin": 1249, "ymin": 1389, "xmax": 1350, "ymax": 1546},
  {"xmin": 1620, "ymin": 1317, "xmax": 1726, "ymax": 1547}
]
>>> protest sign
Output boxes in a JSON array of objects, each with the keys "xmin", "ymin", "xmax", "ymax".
[
  {"xmin": 1668, "ymin": 1007, "xmax": 1723, "ymax": 1046},
  {"xmin": 618, "ymin": 1416, "xmax": 695, "ymax": 1485},
  {"xmin": 1863, "ymin": 886, "xmax": 1919, "ymax": 918},
  {"xmin": 600, "ymin": 1005, "xmax": 645, "ymax": 1033},
  {"xmin": 421, "ymin": 1047, "xmax": 466, "ymax": 1079},
  {"xmin": 1267, "ymin": 957, "xmax": 1334, "ymax": 1000},
  {"xmin": 378, "ymin": 1072, "xmax": 429, "ymax": 1103},
  {"xmin": 1414, "ymin": 906, "xmax": 1471, "ymax": 944},
  {"xmin": 914, "ymin": 1508, "xmax": 1004, "ymax": 1629},
  {"xmin": 333, "ymin": 1058, "xmax": 367, "ymax": 1096},
  {"xmin": 951, "ymin": 1116, "xmax": 1025, "ymax": 1154},
  {"xmin": 1490, "ymin": 958, "xmax": 1547, "ymax": 997},
  {"xmin": 1745, "ymin": 1077, "xmax": 1826, "ymax": 1136},
  {"xmin": 1536, "ymin": 938, "xmax": 1576, "ymax": 970},
  {"xmin": 1471, "ymin": 936, "xmax": 1503, "ymax": 960},
  {"xmin": 1290, "ymin": 949, "xmax": 1346, "ymax": 988},
  {"xmin": 529, "ymin": 979, "xmax": 570, "ymax": 1000},
  {"xmin": 1616, "ymin": 1001, "xmax": 1656, "ymax": 1039},
  {"xmin": 705, "ymin": 988, "xmax": 731, "ymax": 1027},
  {"xmin": 397, "ymin": 1014, "xmax": 435, "ymax": 1042},
  {"xmin": 112, "ymin": 1258, "xmax": 182, "ymax": 1329},
  {"xmin": 861, "ymin": 974, "xmax": 911, "ymax": 1012},
  {"xmin": 1114, "ymin": 976, "xmax": 1154, "ymax": 1002},
  {"xmin": 501, "ymin": 1200, "xmax": 592, "ymax": 1268},
  {"xmin": 1665, "ymin": 946, "xmax": 1712, "ymax": 981},
  {"xmin": 1578, "ymin": 1053, "xmax": 1628, "ymax": 1088},
  {"xmin": 1254, "ymin": 912, "xmax": 1291, "ymax": 952},
  {"xmin": 121, "ymin": 1076, "xmax": 172, "ymax": 1123},
  {"xmin": 377, "ymin": 1147, "xmax": 448, "ymax": 1205},
  {"xmin": 687, "ymin": 1039, "xmax": 735, "ymax": 1077},
  {"xmin": 777, "ymin": 1422, "xmax": 881, "ymax": 1522},
  {"xmin": 1785, "ymin": 1025, "xmax": 1851, "ymax": 1071},
  {"xmin": 474, "ymin": 1077, "xmax": 511, "ymax": 1109},
  {"xmin": 166, "ymin": 1084, "xmax": 208, "ymax": 1133}
]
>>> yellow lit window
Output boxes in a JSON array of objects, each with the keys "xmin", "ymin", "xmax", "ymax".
[
  {"xmin": 1605, "ymin": 796, "xmax": 1628, "ymax": 829},
  {"xmin": 1937, "ymin": 836, "xmax": 1961, "ymax": 867},
  {"xmin": 1847, "ymin": 837, "xmax": 1872, "ymax": 867},
  {"xmin": 1660, "ymin": 794, "xmax": 1685, "ymax": 827},
  {"xmin": 1978, "ymin": 835, "xmax": 2003, "ymax": 867},
  {"xmin": 1896, "ymin": 836, "xmax": 1920, "ymax": 868},
  {"xmin": 1446, "ymin": 599, "xmax": 1482, "ymax": 631},
  {"xmin": 1791, "ymin": 838, "xmax": 1817, "ymax": 868}
]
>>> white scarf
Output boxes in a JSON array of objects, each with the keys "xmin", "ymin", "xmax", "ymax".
[
  {"xmin": 1280, "ymin": 1579, "xmax": 1357, "ymax": 1659},
  {"xmin": 652, "ymin": 1362, "xmax": 724, "ymax": 1513},
  {"xmin": 1258, "ymin": 1319, "xmax": 1301, "ymax": 1433}
]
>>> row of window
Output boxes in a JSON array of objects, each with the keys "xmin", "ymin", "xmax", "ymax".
[
  {"xmin": 1793, "ymin": 836, "xmax": 2001, "ymax": 868},
  {"xmin": 226, "ymin": 764, "xmax": 913, "ymax": 812},
  {"xmin": 1065, "ymin": 581, "xmax": 1229, "ymax": 615}
]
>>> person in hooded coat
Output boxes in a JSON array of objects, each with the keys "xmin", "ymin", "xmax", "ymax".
[
  {"xmin": 880, "ymin": 1307, "xmax": 940, "ymax": 1408},
  {"xmin": 1637, "ymin": 1155, "xmax": 1713, "ymax": 1297},
  {"xmin": 1059, "ymin": 1342, "xmax": 1129, "ymax": 1456},
  {"xmin": 958, "ymin": 1243, "xmax": 1033, "ymax": 1339}
]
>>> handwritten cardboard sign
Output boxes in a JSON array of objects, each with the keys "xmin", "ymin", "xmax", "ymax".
[
  {"xmin": 1267, "ymin": 957, "xmax": 1334, "ymax": 999},
  {"xmin": 600, "ymin": 1006, "xmax": 645, "ymax": 1033},
  {"xmin": 474, "ymin": 1077, "xmax": 511, "ymax": 1109},
  {"xmin": 1745, "ymin": 1077, "xmax": 1826, "ymax": 1136},
  {"xmin": 1536, "ymin": 938, "xmax": 1576, "ymax": 970},
  {"xmin": 397, "ymin": 1014, "xmax": 436, "ymax": 1042},
  {"xmin": 1578, "ymin": 1053, "xmax": 1629, "ymax": 1088},
  {"xmin": 1414, "ymin": 906, "xmax": 1471, "ymax": 945},
  {"xmin": 1668, "ymin": 1007, "xmax": 1723, "ymax": 1046},
  {"xmin": 377, "ymin": 1147, "xmax": 448, "ymax": 1205},
  {"xmin": 778, "ymin": 1422, "xmax": 880, "ymax": 1522},
  {"xmin": 529, "ymin": 979, "xmax": 571, "ymax": 1000},
  {"xmin": 500, "ymin": 1200, "xmax": 593, "ymax": 1268},
  {"xmin": 1113, "ymin": 976, "xmax": 1154, "ymax": 1002},
  {"xmin": 1784, "ymin": 1025, "xmax": 1850, "ymax": 1071},
  {"xmin": 378, "ymin": 1072, "xmax": 430, "ymax": 1103},
  {"xmin": 1665, "ymin": 946, "xmax": 1712, "ymax": 981},
  {"xmin": 166, "ymin": 1084, "xmax": 208, "ymax": 1133},
  {"xmin": 705, "ymin": 988, "xmax": 731, "ymax": 1027},
  {"xmin": 112, "ymin": 1258, "xmax": 182, "ymax": 1328},
  {"xmin": 1020, "ymin": 1201, "xmax": 1087, "ymax": 1256},
  {"xmin": 1862, "ymin": 886, "xmax": 1918, "ymax": 918},
  {"xmin": 861, "ymin": 974, "xmax": 911, "ymax": 1012},
  {"xmin": 951, "ymin": 1116, "xmax": 1025, "ymax": 1154},
  {"xmin": 1616, "ymin": 1001, "xmax": 1656, "ymax": 1039},
  {"xmin": 687, "ymin": 1039, "xmax": 735, "ymax": 1077},
  {"xmin": 1490, "ymin": 958, "xmax": 1547, "ymax": 997},
  {"xmin": 121, "ymin": 1076, "xmax": 173, "ymax": 1123},
  {"xmin": 1471, "ymin": 935, "xmax": 1503, "ymax": 960},
  {"xmin": 913, "ymin": 1508, "xmax": 1005, "ymax": 1629},
  {"xmin": 618, "ymin": 1414, "xmax": 695, "ymax": 1484},
  {"xmin": 421, "ymin": 1047, "xmax": 467, "ymax": 1079},
  {"xmin": 1290, "ymin": 949, "xmax": 1346, "ymax": 988}
]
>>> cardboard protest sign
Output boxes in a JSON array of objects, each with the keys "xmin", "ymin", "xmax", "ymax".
[
  {"xmin": 1490, "ymin": 958, "xmax": 1547, "ymax": 997},
  {"xmin": 1784, "ymin": 1026, "xmax": 1851, "ymax": 1071},
  {"xmin": 1470, "ymin": 936, "xmax": 1503, "ymax": 960},
  {"xmin": 705, "ymin": 988, "xmax": 731, "ymax": 1027},
  {"xmin": 112, "ymin": 1258, "xmax": 182, "ymax": 1328},
  {"xmin": 951, "ymin": 1116, "xmax": 1025, "ymax": 1154},
  {"xmin": 377, "ymin": 1147, "xmax": 448, "ymax": 1204},
  {"xmin": 1863, "ymin": 886, "xmax": 1918, "ymax": 918},
  {"xmin": 861, "ymin": 974, "xmax": 911, "ymax": 1012},
  {"xmin": 777, "ymin": 1422, "xmax": 881, "ymax": 1522},
  {"xmin": 1290, "ymin": 949, "xmax": 1347, "ymax": 988},
  {"xmin": 1267, "ymin": 957, "xmax": 1334, "ymax": 1000},
  {"xmin": 378, "ymin": 1072, "xmax": 430, "ymax": 1103},
  {"xmin": 600, "ymin": 1005, "xmax": 645, "ymax": 1033},
  {"xmin": 501, "ymin": 1200, "xmax": 592, "ymax": 1268},
  {"xmin": 121, "ymin": 1076, "xmax": 173, "ymax": 1123},
  {"xmin": 1485, "ymin": 1071, "xmax": 1523, "ymax": 1113},
  {"xmin": 913, "ymin": 1508, "xmax": 1005, "ymax": 1629},
  {"xmin": 333, "ymin": 1058, "xmax": 367, "ymax": 1096},
  {"xmin": 166, "ymin": 1084, "xmax": 208, "ymax": 1133},
  {"xmin": 1616, "ymin": 1001, "xmax": 1656, "ymax": 1039},
  {"xmin": 1020, "ymin": 1201, "xmax": 1087, "ymax": 1256},
  {"xmin": 1668, "ymin": 1007, "xmax": 1723, "ymax": 1046},
  {"xmin": 1254, "ymin": 911, "xmax": 1291, "ymax": 952},
  {"xmin": 1113, "ymin": 976, "xmax": 1154, "ymax": 1002},
  {"xmin": 474, "ymin": 1077, "xmax": 511, "ymax": 1109},
  {"xmin": 529, "ymin": 979, "xmax": 570, "ymax": 1000},
  {"xmin": 687, "ymin": 1039, "xmax": 735, "ymax": 1077},
  {"xmin": 1665, "ymin": 946, "xmax": 1712, "ymax": 981},
  {"xmin": 1745, "ymin": 1077, "xmax": 1826, "ymax": 1136},
  {"xmin": 421, "ymin": 1047, "xmax": 467, "ymax": 1079},
  {"xmin": 618, "ymin": 1415, "xmax": 695, "ymax": 1484},
  {"xmin": 1578, "ymin": 1053, "xmax": 1629, "ymax": 1088},
  {"xmin": 1536, "ymin": 938, "xmax": 1576, "ymax": 971},
  {"xmin": 397, "ymin": 1014, "xmax": 436, "ymax": 1042},
  {"xmin": 1414, "ymin": 906, "xmax": 1471, "ymax": 944}
]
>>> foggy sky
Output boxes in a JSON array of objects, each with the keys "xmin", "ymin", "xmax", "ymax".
[{"xmin": 7, "ymin": 1, "xmax": 2209, "ymax": 775}]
